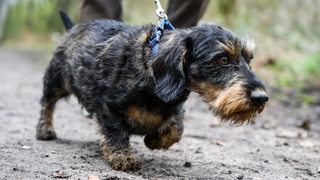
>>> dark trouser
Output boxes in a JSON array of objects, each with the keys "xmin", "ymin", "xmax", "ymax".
[
  {"xmin": 80, "ymin": 0, "xmax": 209, "ymax": 28},
  {"xmin": 80, "ymin": 0, "xmax": 123, "ymax": 22}
]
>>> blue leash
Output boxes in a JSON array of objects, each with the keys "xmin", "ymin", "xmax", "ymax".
[{"xmin": 149, "ymin": 0, "xmax": 175, "ymax": 58}]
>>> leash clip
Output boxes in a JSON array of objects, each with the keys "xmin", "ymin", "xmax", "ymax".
[{"xmin": 154, "ymin": 0, "xmax": 168, "ymax": 21}]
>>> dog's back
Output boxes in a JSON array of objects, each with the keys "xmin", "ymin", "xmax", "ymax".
[{"xmin": 51, "ymin": 19, "xmax": 157, "ymax": 113}]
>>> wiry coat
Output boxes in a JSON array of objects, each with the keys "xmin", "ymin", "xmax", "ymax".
[{"xmin": 37, "ymin": 19, "xmax": 268, "ymax": 171}]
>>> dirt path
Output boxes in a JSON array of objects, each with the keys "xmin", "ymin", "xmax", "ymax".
[{"xmin": 0, "ymin": 48, "xmax": 319, "ymax": 180}]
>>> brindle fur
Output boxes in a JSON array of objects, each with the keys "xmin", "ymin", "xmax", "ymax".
[{"xmin": 36, "ymin": 19, "xmax": 268, "ymax": 171}]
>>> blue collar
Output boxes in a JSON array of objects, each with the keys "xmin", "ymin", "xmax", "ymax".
[{"xmin": 149, "ymin": 19, "xmax": 175, "ymax": 58}]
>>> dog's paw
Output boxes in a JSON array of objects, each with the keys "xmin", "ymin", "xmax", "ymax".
[
  {"xmin": 36, "ymin": 122, "xmax": 57, "ymax": 140},
  {"xmin": 144, "ymin": 135, "xmax": 172, "ymax": 150},
  {"xmin": 105, "ymin": 149, "xmax": 140, "ymax": 171},
  {"xmin": 144, "ymin": 131, "xmax": 180, "ymax": 150}
]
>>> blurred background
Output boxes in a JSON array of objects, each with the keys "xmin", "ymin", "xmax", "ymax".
[
  {"xmin": 1, "ymin": 1, "xmax": 320, "ymax": 178},
  {"xmin": 0, "ymin": 0, "xmax": 319, "ymax": 106}
]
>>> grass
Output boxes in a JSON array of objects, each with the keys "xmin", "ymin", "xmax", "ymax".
[
  {"xmin": 266, "ymin": 53, "xmax": 320, "ymax": 105},
  {"xmin": 269, "ymin": 53, "xmax": 320, "ymax": 87}
]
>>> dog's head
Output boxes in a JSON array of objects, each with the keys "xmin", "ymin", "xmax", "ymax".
[{"xmin": 152, "ymin": 23, "xmax": 268, "ymax": 124}]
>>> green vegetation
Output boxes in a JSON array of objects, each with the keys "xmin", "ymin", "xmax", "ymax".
[
  {"xmin": 1, "ymin": 0, "xmax": 78, "ymax": 42},
  {"xmin": 268, "ymin": 53, "xmax": 320, "ymax": 88}
]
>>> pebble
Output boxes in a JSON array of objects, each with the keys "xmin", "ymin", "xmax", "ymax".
[
  {"xmin": 184, "ymin": 162, "xmax": 192, "ymax": 168},
  {"xmin": 276, "ymin": 130, "xmax": 298, "ymax": 138},
  {"xmin": 298, "ymin": 140, "xmax": 314, "ymax": 148},
  {"xmin": 276, "ymin": 129, "xmax": 308, "ymax": 139},
  {"xmin": 215, "ymin": 141, "xmax": 226, "ymax": 147},
  {"xmin": 236, "ymin": 174, "xmax": 244, "ymax": 179},
  {"xmin": 22, "ymin": 145, "xmax": 31, "ymax": 149},
  {"xmin": 88, "ymin": 175, "xmax": 100, "ymax": 180}
]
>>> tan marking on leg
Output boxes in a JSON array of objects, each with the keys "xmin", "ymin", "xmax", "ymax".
[
  {"xmin": 36, "ymin": 104, "xmax": 57, "ymax": 140},
  {"xmin": 127, "ymin": 105, "xmax": 164, "ymax": 129},
  {"xmin": 40, "ymin": 104, "xmax": 54, "ymax": 125}
]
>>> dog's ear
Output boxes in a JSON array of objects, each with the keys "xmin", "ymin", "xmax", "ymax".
[{"xmin": 152, "ymin": 35, "xmax": 191, "ymax": 103}]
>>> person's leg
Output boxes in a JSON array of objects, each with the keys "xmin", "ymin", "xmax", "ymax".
[
  {"xmin": 166, "ymin": 0, "xmax": 209, "ymax": 28},
  {"xmin": 80, "ymin": 0, "xmax": 122, "ymax": 23}
]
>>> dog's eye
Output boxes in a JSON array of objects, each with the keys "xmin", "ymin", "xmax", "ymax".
[{"xmin": 218, "ymin": 56, "xmax": 231, "ymax": 66}]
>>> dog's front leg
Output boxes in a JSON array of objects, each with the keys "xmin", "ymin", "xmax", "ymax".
[
  {"xmin": 96, "ymin": 108, "xmax": 139, "ymax": 171},
  {"xmin": 144, "ymin": 114, "xmax": 184, "ymax": 150}
]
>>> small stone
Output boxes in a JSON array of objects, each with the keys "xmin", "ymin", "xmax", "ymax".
[
  {"xmin": 261, "ymin": 123, "xmax": 272, "ymax": 129},
  {"xmin": 298, "ymin": 140, "xmax": 314, "ymax": 148},
  {"xmin": 276, "ymin": 130, "xmax": 298, "ymax": 138},
  {"xmin": 252, "ymin": 178, "xmax": 262, "ymax": 180},
  {"xmin": 237, "ymin": 174, "xmax": 244, "ymax": 179},
  {"xmin": 297, "ymin": 131, "xmax": 308, "ymax": 139},
  {"xmin": 283, "ymin": 142, "xmax": 289, "ymax": 146},
  {"xmin": 210, "ymin": 119, "xmax": 220, "ymax": 127},
  {"xmin": 22, "ymin": 145, "xmax": 31, "ymax": 149},
  {"xmin": 184, "ymin": 162, "xmax": 192, "ymax": 167},
  {"xmin": 88, "ymin": 175, "xmax": 100, "ymax": 180},
  {"xmin": 216, "ymin": 141, "xmax": 226, "ymax": 146}
]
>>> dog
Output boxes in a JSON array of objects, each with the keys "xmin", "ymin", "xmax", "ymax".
[{"xmin": 36, "ymin": 12, "xmax": 268, "ymax": 171}]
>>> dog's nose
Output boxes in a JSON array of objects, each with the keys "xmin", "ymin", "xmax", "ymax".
[{"xmin": 250, "ymin": 89, "xmax": 269, "ymax": 107}]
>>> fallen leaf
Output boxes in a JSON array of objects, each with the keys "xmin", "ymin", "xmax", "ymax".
[
  {"xmin": 53, "ymin": 170, "xmax": 70, "ymax": 179},
  {"xmin": 299, "ymin": 120, "xmax": 311, "ymax": 130}
]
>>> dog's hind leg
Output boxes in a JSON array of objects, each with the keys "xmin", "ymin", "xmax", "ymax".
[{"xmin": 36, "ymin": 53, "xmax": 70, "ymax": 140}]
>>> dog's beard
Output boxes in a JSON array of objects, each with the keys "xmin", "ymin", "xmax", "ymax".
[
  {"xmin": 189, "ymin": 82, "xmax": 265, "ymax": 125},
  {"xmin": 207, "ymin": 83, "xmax": 265, "ymax": 125},
  {"xmin": 210, "ymin": 103, "xmax": 265, "ymax": 125}
]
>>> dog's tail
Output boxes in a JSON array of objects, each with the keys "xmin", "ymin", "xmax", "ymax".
[{"xmin": 59, "ymin": 9, "xmax": 74, "ymax": 31}]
